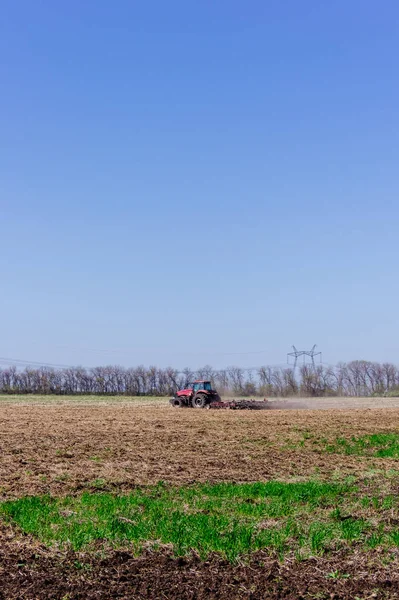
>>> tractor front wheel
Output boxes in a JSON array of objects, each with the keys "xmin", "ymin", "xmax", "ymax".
[
  {"xmin": 170, "ymin": 397, "xmax": 184, "ymax": 407},
  {"xmin": 192, "ymin": 393, "xmax": 207, "ymax": 408}
]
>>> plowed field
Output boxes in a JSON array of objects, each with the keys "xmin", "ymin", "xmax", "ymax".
[
  {"xmin": 1, "ymin": 400, "xmax": 399, "ymax": 599},
  {"xmin": 1, "ymin": 403, "xmax": 399, "ymax": 497}
]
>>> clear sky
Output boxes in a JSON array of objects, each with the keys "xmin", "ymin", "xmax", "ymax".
[{"xmin": 1, "ymin": 1, "xmax": 398, "ymax": 370}]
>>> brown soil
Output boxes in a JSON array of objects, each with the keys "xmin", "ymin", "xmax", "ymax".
[
  {"xmin": 0, "ymin": 521, "xmax": 398, "ymax": 599},
  {"xmin": 2, "ymin": 403, "xmax": 399, "ymax": 598},
  {"xmin": 1, "ymin": 404, "xmax": 399, "ymax": 498}
]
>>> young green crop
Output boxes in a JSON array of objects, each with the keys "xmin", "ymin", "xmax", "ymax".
[
  {"xmin": 325, "ymin": 433, "xmax": 399, "ymax": 457},
  {"xmin": 0, "ymin": 480, "xmax": 363, "ymax": 560},
  {"xmin": 2, "ymin": 480, "xmax": 399, "ymax": 561}
]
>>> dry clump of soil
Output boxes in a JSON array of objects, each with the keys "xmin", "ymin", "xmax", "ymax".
[
  {"xmin": 1, "ymin": 405, "xmax": 399, "ymax": 497},
  {"xmin": 0, "ymin": 521, "xmax": 398, "ymax": 600}
]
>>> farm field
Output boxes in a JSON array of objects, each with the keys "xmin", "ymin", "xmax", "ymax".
[
  {"xmin": 1, "ymin": 398, "xmax": 399, "ymax": 598},
  {"xmin": 2, "ymin": 394, "xmax": 399, "ymax": 408}
]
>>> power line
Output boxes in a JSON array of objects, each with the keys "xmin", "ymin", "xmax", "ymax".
[
  {"xmin": 287, "ymin": 345, "xmax": 322, "ymax": 370},
  {"xmin": 0, "ymin": 356, "xmax": 74, "ymax": 369},
  {"xmin": 54, "ymin": 345, "xmax": 273, "ymax": 358}
]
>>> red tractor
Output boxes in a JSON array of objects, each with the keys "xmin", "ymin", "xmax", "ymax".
[{"xmin": 170, "ymin": 380, "xmax": 221, "ymax": 408}]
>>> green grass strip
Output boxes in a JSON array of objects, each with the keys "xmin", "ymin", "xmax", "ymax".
[
  {"xmin": 325, "ymin": 433, "xmax": 399, "ymax": 457},
  {"xmin": 1, "ymin": 480, "xmax": 376, "ymax": 561}
]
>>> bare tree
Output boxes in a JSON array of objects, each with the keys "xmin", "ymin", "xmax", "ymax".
[{"xmin": 227, "ymin": 366, "xmax": 245, "ymax": 395}]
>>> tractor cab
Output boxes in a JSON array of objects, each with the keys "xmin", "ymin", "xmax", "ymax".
[
  {"xmin": 192, "ymin": 381, "xmax": 212, "ymax": 392},
  {"xmin": 178, "ymin": 381, "xmax": 212, "ymax": 395}
]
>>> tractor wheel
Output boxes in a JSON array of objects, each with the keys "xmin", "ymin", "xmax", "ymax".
[
  {"xmin": 192, "ymin": 393, "xmax": 207, "ymax": 408},
  {"xmin": 170, "ymin": 397, "xmax": 184, "ymax": 408}
]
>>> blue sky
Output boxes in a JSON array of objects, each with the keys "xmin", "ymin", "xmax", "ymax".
[{"xmin": 1, "ymin": 1, "xmax": 398, "ymax": 370}]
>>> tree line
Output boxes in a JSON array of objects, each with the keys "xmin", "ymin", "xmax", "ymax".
[{"xmin": 0, "ymin": 360, "xmax": 399, "ymax": 397}]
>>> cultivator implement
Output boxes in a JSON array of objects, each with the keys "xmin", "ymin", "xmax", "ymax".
[
  {"xmin": 203, "ymin": 399, "xmax": 270, "ymax": 410},
  {"xmin": 169, "ymin": 398, "xmax": 270, "ymax": 410}
]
